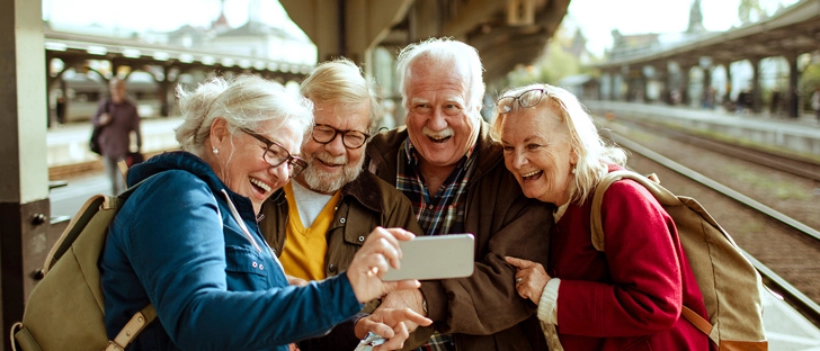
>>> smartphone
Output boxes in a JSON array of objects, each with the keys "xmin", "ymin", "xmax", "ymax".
[{"xmin": 382, "ymin": 234, "xmax": 475, "ymax": 281}]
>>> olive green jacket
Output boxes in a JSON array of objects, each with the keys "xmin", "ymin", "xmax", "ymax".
[
  {"xmin": 261, "ymin": 171, "xmax": 424, "ymax": 279},
  {"xmin": 365, "ymin": 123, "xmax": 554, "ymax": 351}
]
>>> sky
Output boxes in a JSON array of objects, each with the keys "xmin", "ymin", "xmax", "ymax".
[
  {"xmin": 43, "ymin": 0, "xmax": 799, "ymax": 56},
  {"xmin": 42, "ymin": 0, "xmax": 304, "ymax": 37},
  {"xmin": 565, "ymin": 0, "xmax": 799, "ymax": 56}
]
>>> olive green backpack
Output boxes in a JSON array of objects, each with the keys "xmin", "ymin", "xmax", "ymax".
[
  {"xmin": 590, "ymin": 170, "xmax": 767, "ymax": 351},
  {"xmin": 11, "ymin": 179, "xmax": 156, "ymax": 351}
]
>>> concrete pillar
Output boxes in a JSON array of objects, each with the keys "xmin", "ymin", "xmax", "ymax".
[
  {"xmin": 641, "ymin": 66, "xmax": 650, "ymax": 103},
  {"xmin": 157, "ymin": 66, "xmax": 177, "ymax": 117},
  {"xmin": 282, "ymin": 0, "xmax": 413, "ymax": 65},
  {"xmin": 655, "ymin": 65, "xmax": 668, "ymax": 104},
  {"xmin": 409, "ymin": 0, "xmax": 442, "ymax": 41},
  {"xmin": 609, "ymin": 71, "xmax": 618, "ymax": 101},
  {"xmin": 702, "ymin": 66, "xmax": 712, "ymax": 94},
  {"xmin": 750, "ymin": 57, "xmax": 762, "ymax": 113},
  {"xmin": 722, "ymin": 62, "xmax": 734, "ymax": 103},
  {"xmin": 786, "ymin": 53, "xmax": 800, "ymax": 119},
  {"xmin": 680, "ymin": 64, "xmax": 692, "ymax": 105},
  {"xmin": 0, "ymin": 0, "xmax": 51, "ymax": 348}
]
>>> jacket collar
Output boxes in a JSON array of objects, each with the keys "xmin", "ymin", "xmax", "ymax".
[
  {"xmin": 340, "ymin": 172, "xmax": 384, "ymax": 213},
  {"xmin": 127, "ymin": 151, "xmax": 257, "ymax": 217}
]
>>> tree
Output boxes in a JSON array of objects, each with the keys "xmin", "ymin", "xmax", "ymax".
[
  {"xmin": 738, "ymin": 0, "xmax": 765, "ymax": 25},
  {"xmin": 502, "ymin": 27, "xmax": 596, "ymax": 89}
]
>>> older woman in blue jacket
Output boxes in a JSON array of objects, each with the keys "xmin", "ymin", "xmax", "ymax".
[{"xmin": 100, "ymin": 75, "xmax": 428, "ymax": 351}]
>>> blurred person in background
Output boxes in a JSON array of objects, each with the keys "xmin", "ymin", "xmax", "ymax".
[{"xmin": 92, "ymin": 77, "xmax": 142, "ymax": 194}]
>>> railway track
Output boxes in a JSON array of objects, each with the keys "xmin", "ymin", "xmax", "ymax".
[
  {"xmin": 617, "ymin": 118, "xmax": 820, "ymax": 182},
  {"xmin": 599, "ymin": 124, "xmax": 820, "ymax": 328}
]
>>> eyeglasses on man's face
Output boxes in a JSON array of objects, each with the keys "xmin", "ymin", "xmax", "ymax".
[
  {"xmin": 241, "ymin": 128, "xmax": 307, "ymax": 179},
  {"xmin": 496, "ymin": 88, "xmax": 549, "ymax": 115},
  {"xmin": 311, "ymin": 124, "xmax": 370, "ymax": 149}
]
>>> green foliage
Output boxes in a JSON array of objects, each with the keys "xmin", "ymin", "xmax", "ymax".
[
  {"xmin": 738, "ymin": 0, "xmax": 764, "ymax": 25},
  {"xmin": 502, "ymin": 28, "xmax": 597, "ymax": 89},
  {"xmin": 800, "ymin": 62, "xmax": 820, "ymax": 110}
]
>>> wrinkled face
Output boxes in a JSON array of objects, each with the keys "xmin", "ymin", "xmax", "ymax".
[
  {"xmin": 297, "ymin": 100, "xmax": 370, "ymax": 194},
  {"xmin": 499, "ymin": 104, "xmax": 577, "ymax": 205},
  {"xmin": 404, "ymin": 57, "xmax": 479, "ymax": 169},
  {"xmin": 210, "ymin": 118, "xmax": 303, "ymax": 213}
]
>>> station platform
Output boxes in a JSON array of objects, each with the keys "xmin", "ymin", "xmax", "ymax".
[
  {"xmin": 45, "ymin": 105, "xmax": 820, "ymax": 349},
  {"xmin": 47, "ymin": 116, "xmax": 182, "ymax": 175},
  {"xmin": 584, "ymin": 100, "xmax": 820, "ymax": 158}
]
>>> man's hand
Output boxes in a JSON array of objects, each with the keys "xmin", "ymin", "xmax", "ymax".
[
  {"xmin": 374, "ymin": 289, "xmax": 426, "ymax": 332},
  {"xmin": 355, "ymin": 308, "xmax": 432, "ymax": 351}
]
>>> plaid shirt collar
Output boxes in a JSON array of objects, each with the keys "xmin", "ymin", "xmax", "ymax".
[{"xmin": 396, "ymin": 136, "xmax": 477, "ymax": 236}]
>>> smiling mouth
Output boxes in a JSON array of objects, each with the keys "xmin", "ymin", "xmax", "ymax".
[
  {"xmin": 427, "ymin": 135, "xmax": 451, "ymax": 143},
  {"xmin": 522, "ymin": 170, "xmax": 543, "ymax": 180},
  {"xmin": 250, "ymin": 177, "xmax": 271, "ymax": 193},
  {"xmin": 318, "ymin": 159, "xmax": 345, "ymax": 168}
]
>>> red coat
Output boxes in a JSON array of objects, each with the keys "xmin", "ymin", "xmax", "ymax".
[{"xmin": 550, "ymin": 168, "xmax": 714, "ymax": 350}]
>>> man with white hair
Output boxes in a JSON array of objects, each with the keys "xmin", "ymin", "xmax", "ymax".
[
  {"xmin": 365, "ymin": 38, "xmax": 553, "ymax": 350},
  {"xmin": 260, "ymin": 59, "xmax": 428, "ymax": 350}
]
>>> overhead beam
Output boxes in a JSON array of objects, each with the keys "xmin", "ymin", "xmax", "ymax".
[{"xmin": 281, "ymin": 0, "xmax": 412, "ymax": 64}]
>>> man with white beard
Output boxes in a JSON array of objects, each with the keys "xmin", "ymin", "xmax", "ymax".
[{"xmin": 260, "ymin": 59, "xmax": 426, "ymax": 351}]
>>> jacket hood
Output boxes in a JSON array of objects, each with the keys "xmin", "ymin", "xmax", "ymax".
[{"xmin": 127, "ymin": 151, "xmax": 228, "ymax": 196}]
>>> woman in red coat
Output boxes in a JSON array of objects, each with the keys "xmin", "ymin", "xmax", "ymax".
[{"xmin": 492, "ymin": 83, "xmax": 714, "ymax": 351}]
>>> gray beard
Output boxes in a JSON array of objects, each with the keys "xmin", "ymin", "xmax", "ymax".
[{"xmin": 302, "ymin": 155, "xmax": 364, "ymax": 193}]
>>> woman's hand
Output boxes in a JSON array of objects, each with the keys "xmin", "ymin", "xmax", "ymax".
[
  {"xmin": 347, "ymin": 227, "xmax": 420, "ymax": 302},
  {"xmin": 354, "ymin": 308, "xmax": 432, "ymax": 350},
  {"xmin": 505, "ymin": 256, "xmax": 551, "ymax": 305}
]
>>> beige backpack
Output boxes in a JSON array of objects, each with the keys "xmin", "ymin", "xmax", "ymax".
[
  {"xmin": 590, "ymin": 170, "xmax": 767, "ymax": 350},
  {"xmin": 11, "ymin": 182, "xmax": 156, "ymax": 351}
]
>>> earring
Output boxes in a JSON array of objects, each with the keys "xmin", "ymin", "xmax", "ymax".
[
  {"xmin": 212, "ymin": 148, "xmax": 219, "ymax": 155},
  {"xmin": 571, "ymin": 168, "xmax": 576, "ymax": 174}
]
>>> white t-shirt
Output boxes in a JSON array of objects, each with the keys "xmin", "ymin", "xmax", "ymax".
[{"xmin": 290, "ymin": 180, "xmax": 335, "ymax": 228}]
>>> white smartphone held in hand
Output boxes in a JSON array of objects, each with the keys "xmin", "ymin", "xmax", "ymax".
[{"xmin": 382, "ymin": 234, "xmax": 475, "ymax": 281}]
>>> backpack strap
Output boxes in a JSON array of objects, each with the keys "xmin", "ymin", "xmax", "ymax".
[
  {"xmin": 43, "ymin": 173, "xmax": 161, "ymax": 272},
  {"xmin": 589, "ymin": 169, "xmax": 713, "ymax": 337},
  {"xmin": 105, "ymin": 305, "xmax": 157, "ymax": 351},
  {"xmin": 681, "ymin": 306, "xmax": 712, "ymax": 335},
  {"xmin": 590, "ymin": 170, "xmax": 680, "ymax": 251}
]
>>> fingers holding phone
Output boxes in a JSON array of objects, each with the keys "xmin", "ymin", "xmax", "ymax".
[{"xmin": 347, "ymin": 227, "xmax": 419, "ymax": 302}]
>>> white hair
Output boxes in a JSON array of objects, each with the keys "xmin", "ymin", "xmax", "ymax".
[
  {"xmin": 396, "ymin": 37, "xmax": 485, "ymax": 116},
  {"xmin": 175, "ymin": 74, "xmax": 313, "ymax": 156}
]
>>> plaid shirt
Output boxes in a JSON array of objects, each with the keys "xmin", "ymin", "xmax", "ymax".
[{"xmin": 395, "ymin": 138, "xmax": 477, "ymax": 351}]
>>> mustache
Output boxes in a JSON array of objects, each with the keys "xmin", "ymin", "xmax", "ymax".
[
  {"xmin": 310, "ymin": 152, "xmax": 347, "ymax": 165},
  {"xmin": 422, "ymin": 126, "xmax": 454, "ymax": 139}
]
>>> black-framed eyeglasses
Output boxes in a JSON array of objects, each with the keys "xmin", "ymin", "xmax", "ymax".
[
  {"xmin": 240, "ymin": 128, "xmax": 307, "ymax": 179},
  {"xmin": 496, "ymin": 88, "xmax": 548, "ymax": 115},
  {"xmin": 311, "ymin": 124, "xmax": 371, "ymax": 149}
]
